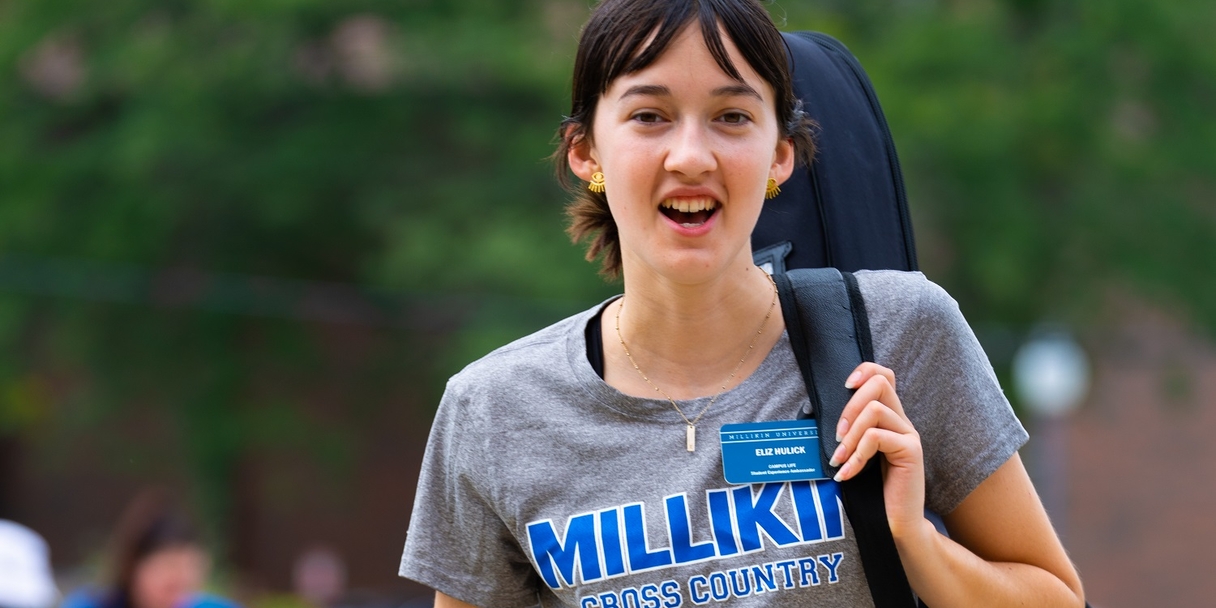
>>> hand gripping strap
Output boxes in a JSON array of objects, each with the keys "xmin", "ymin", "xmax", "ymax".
[{"xmin": 775, "ymin": 268, "xmax": 917, "ymax": 608}]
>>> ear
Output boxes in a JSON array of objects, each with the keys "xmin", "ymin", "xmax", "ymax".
[
  {"xmin": 566, "ymin": 125, "xmax": 600, "ymax": 182},
  {"xmin": 770, "ymin": 136, "xmax": 795, "ymax": 184}
]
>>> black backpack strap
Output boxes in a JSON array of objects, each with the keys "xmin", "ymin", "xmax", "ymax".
[{"xmin": 775, "ymin": 268, "xmax": 918, "ymax": 608}]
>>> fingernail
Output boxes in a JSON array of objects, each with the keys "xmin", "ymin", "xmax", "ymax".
[
  {"xmin": 833, "ymin": 464, "xmax": 847, "ymax": 483},
  {"xmin": 835, "ymin": 418, "xmax": 849, "ymax": 443},
  {"xmin": 829, "ymin": 444, "xmax": 845, "ymax": 468},
  {"xmin": 845, "ymin": 371, "xmax": 862, "ymax": 389}
]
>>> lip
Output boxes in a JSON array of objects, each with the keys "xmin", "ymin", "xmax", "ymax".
[
  {"xmin": 659, "ymin": 186, "xmax": 721, "ymax": 202},
  {"xmin": 658, "ymin": 187, "xmax": 722, "ymax": 237}
]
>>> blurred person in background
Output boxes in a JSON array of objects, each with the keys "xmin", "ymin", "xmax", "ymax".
[
  {"xmin": 62, "ymin": 490, "xmax": 238, "ymax": 608},
  {"xmin": 0, "ymin": 519, "xmax": 59, "ymax": 608},
  {"xmin": 290, "ymin": 546, "xmax": 346, "ymax": 608}
]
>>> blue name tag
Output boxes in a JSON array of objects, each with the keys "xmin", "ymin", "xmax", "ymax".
[{"xmin": 720, "ymin": 419, "xmax": 829, "ymax": 484}]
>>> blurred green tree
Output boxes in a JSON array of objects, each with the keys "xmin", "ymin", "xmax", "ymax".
[
  {"xmin": 795, "ymin": 0, "xmax": 1216, "ymax": 333},
  {"xmin": 0, "ymin": 0, "xmax": 612, "ymax": 569}
]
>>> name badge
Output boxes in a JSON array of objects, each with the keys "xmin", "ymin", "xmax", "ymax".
[{"xmin": 720, "ymin": 419, "xmax": 828, "ymax": 484}]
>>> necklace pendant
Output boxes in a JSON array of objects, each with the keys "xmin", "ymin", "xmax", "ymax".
[{"xmin": 686, "ymin": 424, "xmax": 696, "ymax": 452}]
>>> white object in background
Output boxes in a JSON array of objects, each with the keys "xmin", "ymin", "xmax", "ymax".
[
  {"xmin": 1013, "ymin": 330, "xmax": 1091, "ymax": 418},
  {"xmin": 0, "ymin": 519, "xmax": 59, "ymax": 608}
]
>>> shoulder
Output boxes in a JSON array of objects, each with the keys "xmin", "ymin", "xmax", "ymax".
[
  {"xmin": 61, "ymin": 590, "xmax": 106, "ymax": 608},
  {"xmin": 435, "ymin": 302, "xmax": 608, "ymax": 429},
  {"xmin": 854, "ymin": 270, "xmax": 957, "ymax": 320},
  {"xmin": 854, "ymin": 270, "xmax": 972, "ymax": 360},
  {"xmin": 854, "ymin": 270, "xmax": 970, "ymax": 344}
]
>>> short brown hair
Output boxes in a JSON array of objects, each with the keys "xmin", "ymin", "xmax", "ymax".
[
  {"xmin": 555, "ymin": 0, "xmax": 815, "ymax": 279},
  {"xmin": 106, "ymin": 489, "xmax": 201, "ymax": 601}
]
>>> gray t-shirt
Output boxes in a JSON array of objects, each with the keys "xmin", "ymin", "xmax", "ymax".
[{"xmin": 400, "ymin": 270, "xmax": 1027, "ymax": 607}]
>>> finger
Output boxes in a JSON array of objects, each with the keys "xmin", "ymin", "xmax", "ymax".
[
  {"xmin": 836, "ymin": 369, "xmax": 905, "ymax": 441},
  {"xmin": 845, "ymin": 362, "xmax": 896, "ymax": 391},
  {"xmin": 857, "ymin": 371, "xmax": 908, "ymax": 418},
  {"xmin": 833, "ymin": 426, "xmax": 921, "ymax": 483},
  {"xmin": 830, "ymin": 400, "xmax": 914, "ymax": 467}
]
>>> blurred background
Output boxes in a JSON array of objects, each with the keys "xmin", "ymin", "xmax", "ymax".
[{"xmin": 0, "ymin": 0, "xmax": 1213, "ymax": 607}]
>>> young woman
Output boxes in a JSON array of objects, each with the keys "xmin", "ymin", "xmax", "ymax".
[
  {"xmin": 400, "ymin": 1, "xmax": 1085, "ymax": 606},
  {"xmin": 62, "ymin": 491, "xmax": 238, "ymax": 608}
]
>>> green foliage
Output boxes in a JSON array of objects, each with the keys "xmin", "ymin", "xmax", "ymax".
[
  {"xmin": 789, "ymin": 0, "xmax": 1216, "ymax": 332},
  {"xmin": 1, "ymin": 0, "xmax": 1214, "ymax": 557},
  {"xmin": 0, "ymin": 0, "xmax": 609, "ymax": 549}
]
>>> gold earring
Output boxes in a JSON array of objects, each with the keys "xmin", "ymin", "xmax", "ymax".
[
  {"xmin": 765, "ymin": 178, "xmax": 780, "ymax": 200},
  {"xmin": 588, "ymin": 172, "xmax": 606, "ymax": 194}
]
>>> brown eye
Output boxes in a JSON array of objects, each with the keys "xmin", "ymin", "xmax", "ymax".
[
  {"xmin": 632, "ymin": 111, "xmax": 663, "ymax": 124},
  {"xmin": 719, "ymin": 112, "xmax": 751, "ymax": 125}
]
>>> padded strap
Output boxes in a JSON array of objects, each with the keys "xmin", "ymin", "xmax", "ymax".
[
  {"xmin": 777, "ymin": 268, "xmax": 917, "ymax": 608},
  {"xmin": 774, "ymin": 268, "xmax": 853, "ymax": 472}
]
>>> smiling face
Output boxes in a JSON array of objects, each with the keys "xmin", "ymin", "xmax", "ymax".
[{"xmin": 568, "ymin": 23, "xmax": 794, "ymax": 286}]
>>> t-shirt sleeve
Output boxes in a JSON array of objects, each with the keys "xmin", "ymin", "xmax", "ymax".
[
  {"xmin": 399, "ymin": 378, "xmax": 543, "ymax": 607},
  {"xmin": 858, "ymin": 271, "xmax": 1028, "ymax": 516}
]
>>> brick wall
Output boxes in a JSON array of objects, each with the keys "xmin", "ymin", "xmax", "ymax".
[{"xmin": 1061, "ymin": 309, "xmax": 1216, "ymax": 606}]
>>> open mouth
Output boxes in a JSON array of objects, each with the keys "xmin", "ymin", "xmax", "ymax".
[{"xmin": 659, "ymin": 197, "xmax": 719, "ymax": 228}]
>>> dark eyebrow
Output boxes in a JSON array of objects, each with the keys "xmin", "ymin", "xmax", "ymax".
[
  {"xmin": 711, "ymin": 83, "xmax": 762, "ymax": 101},
  {"xmin": 617, "ymin": 83, "xmax": 762, "ymax": 102},
  {"xmin": 619, "ymin": 84, "xmax": 670, "ymax": 100}
]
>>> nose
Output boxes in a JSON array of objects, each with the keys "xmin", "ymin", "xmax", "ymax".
[{"xmin": 663, "ymin": 120, "xmax": 717, "ymax": 179}]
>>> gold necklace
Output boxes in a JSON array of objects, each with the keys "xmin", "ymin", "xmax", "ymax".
[{"xmin": 614, "ymin": 272, "xmax": 778, "ymax": 452}]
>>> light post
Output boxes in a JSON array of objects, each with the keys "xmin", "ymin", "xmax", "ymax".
[{"xmin": 1012, "ymin": 329, "xmax": 1090, "ymax": 540}]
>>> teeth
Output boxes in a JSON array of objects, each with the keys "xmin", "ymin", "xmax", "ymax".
[{"xmin": 660, "ymin": 197, "xmax": 716, "ymax": 213}]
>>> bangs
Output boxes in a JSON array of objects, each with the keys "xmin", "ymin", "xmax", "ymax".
[
  {"xmin": 587, "ymin": 1, "xmax": 754, "ymax": 97},
  {"xmin": 619, "ymin": 5, "xmax": 745, "ymax": 87}
]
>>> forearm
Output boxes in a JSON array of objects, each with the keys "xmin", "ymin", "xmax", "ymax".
[
  {"xmin": 895, "ymin": 518, "xmax": 1084, "ymax": 608},
  {"xmin": 434, "ymin": 592, "xmax": 477, "ymax": 608}
]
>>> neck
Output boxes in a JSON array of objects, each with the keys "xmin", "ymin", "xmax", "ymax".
[{"xmin": 604, "ymin": 262, "xmax": 784, "ymax": 400}]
